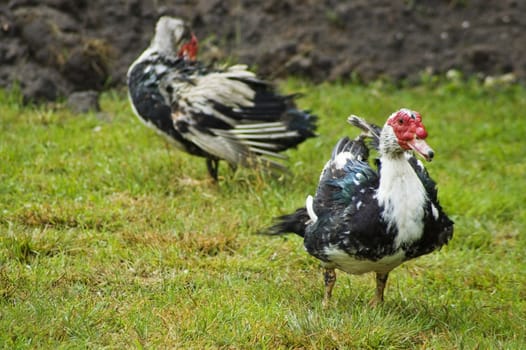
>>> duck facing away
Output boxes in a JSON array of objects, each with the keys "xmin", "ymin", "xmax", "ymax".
[
  {"xmin": 265, "ymin": 109, "xmax": 453, "ymax": 307},
  {"xmin": 127, "ymin": 16, "xmax": 317, "ymax": 180}
]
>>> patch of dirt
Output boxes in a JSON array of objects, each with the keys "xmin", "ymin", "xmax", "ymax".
[{"xmin": 1, "ymin": 0, "xmax": 524, "ymax": 103}]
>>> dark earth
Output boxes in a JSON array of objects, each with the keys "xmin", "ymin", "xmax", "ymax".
[{"xmin": 1, "ymin": 0, "xmax": 524, "ymax": 104}]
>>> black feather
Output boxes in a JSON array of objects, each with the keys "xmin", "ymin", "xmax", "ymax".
[{"xmin": 263, "ymin": 208, "xmax": 310, "ymax": 237}]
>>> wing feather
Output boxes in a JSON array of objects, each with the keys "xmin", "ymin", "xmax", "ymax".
[{"xmin": 162, "ymin": 65, "xmax": 310, "ymax": 171}]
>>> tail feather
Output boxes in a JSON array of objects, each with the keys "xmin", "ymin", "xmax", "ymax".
[
  {"xmin": 284, "ymin": 109, "xmax": 318, "ymax": 139},
  {"xmin": 228, "ymin": 111, "xmax": 317, "ymax": 156},
  {"xmin": 261, "ymin": 207, "xmax": 309, "ymax": 237},
  {"xmin": 331, "ymin": 135, "xmax": 369, "ymax": 162},
  {"xmin": 347, "ymin": 114, "xmax": 382, "ymax": 150}
]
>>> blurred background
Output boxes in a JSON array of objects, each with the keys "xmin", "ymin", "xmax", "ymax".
[{"xmin": 0, "ymin": 0, "xmax": 524, "ymax": 104}]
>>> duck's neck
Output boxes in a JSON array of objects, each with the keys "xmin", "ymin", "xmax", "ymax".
[
  {"xmin": 376, "ymin": 152, "xmax": 428, "ymax": 248},
  {"xmin": 151, "ymin": 34, "xmax": 174, "ymax": 55}
]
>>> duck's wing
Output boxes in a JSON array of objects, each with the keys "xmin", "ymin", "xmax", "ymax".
[
  {"xmin": 160, "ymin": 64, "xmax": 315, "ymax": 170},
  {"xmin": 405, "ymin": 155, "xmax": 454, "ymax": 258},
  {"xmin": 305, "ymin": 136, "xmax": 394, "ymax": 261},
  {"xmin": 261, "ymin": 136, "xmax": 376, "ymax": 241},
  {"xmin": 314, "ymin": 136, "xmax": 376, "ymax": 214}
]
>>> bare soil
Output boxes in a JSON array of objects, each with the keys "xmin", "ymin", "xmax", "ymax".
[{"xmin": 1, "ymin": 0, "xmax": 524, "ymax": 103}]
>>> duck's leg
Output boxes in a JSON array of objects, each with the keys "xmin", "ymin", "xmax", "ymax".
[
  {"xmin": 322, "ymin": 268, "xmax": 336, "ymax": 309},
  {"xmin": 206, "ymin": 158, "xmax": 219, "ymax": 181},
  {"xmin": 370, "ymin": 272, "xmax": 389, "ymax": 306}
]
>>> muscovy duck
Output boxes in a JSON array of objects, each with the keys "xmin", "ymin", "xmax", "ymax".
[
  {"xmin": 265, "ymin": 109, "xmax": 453, "ymax": 306},
  {"xmin": 127, "ymin": 16, "xmax": 317, "ymax": 180}
]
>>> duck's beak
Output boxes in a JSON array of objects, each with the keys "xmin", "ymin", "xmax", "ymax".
[{"xmin": 408, "ymin": 138, "xmax": 434, "ymax": 162}]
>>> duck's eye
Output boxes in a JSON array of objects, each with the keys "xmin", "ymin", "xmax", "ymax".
[{"xmin": 398, "ymin": 119, "xmax": 404, "ymax": 124}]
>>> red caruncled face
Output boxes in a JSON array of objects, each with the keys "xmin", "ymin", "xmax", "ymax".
[
  {"xmin": 178, "ymin": 33, "xmax": 198, "ymax": 61},
  {"xmin": 387, "ymin": 109, "xmax": 434, "ymax": 161}
]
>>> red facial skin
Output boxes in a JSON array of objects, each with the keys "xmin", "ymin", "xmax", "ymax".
[
  {"xmin": 178, "ymin": 33, "xmax": 198, "ymax": 61},
  {"xmin": 387, "ymin": 109, "xmax": 434, "ymax": 161}
]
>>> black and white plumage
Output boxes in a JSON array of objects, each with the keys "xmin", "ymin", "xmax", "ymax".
[
  {"xmin": 265, "ymin": 109, "xmax": 453, "ymax": 306},
  {"xmin": 127, "ymin": 16, "xmax": 317, "ymax": 180}
]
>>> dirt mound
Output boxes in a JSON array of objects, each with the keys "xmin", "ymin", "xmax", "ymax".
[{"xmin": 1, "ymin": 0, "xmax": 524, "ymax": 103}]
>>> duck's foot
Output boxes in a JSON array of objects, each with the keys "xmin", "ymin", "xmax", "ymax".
[
  {"xmin": 322, "ymin": 268, "xmax": 336, "ymax": 309},
  {"xmin": 369, "ymin": 272, "xmax": 389, "ymax": 307},
  {"xmin": 206, "ymin": 158, "xmax": 220, "ymax": 181}
]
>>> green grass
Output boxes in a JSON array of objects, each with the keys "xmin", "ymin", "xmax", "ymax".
[{"xmin": 1, "ymin": 79, "xmax": 525, "ymax": 349}]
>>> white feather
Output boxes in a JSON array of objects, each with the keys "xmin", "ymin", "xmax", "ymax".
[
  {"xmin": 333, "ymin": 151, "xmax": 353, "ymax": 170},
  {"xmin": 376, "ymin": 155, "xmax": 427, "ymax": 248},
  {"xmin": 306, "ymin": 195, "xmax": 318, "ymax": 223},
  {"xmin": 323, "ymin": 245, "xmax": 406, "ymax": 274},
  {"xmin": 431, "ymin": 203, "xmax": 439, "ymax": 220}
]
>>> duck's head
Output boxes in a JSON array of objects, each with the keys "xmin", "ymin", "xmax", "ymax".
[
  {"xmin": 152, "ymin": 16, "xmax": 198, "ymax": 61},
  {"xmin": 381, "ymin": 108, "xmax": 434, "ymax": 161}
]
